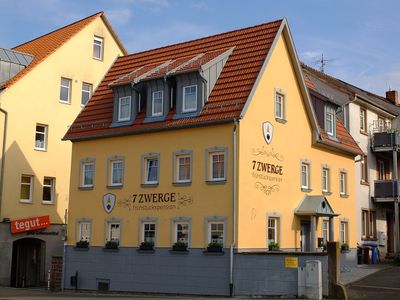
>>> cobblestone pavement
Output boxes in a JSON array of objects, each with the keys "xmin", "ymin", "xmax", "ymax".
[{"xmin": 347, "ymin": 266, "xmax": 400, "ymax": 299}]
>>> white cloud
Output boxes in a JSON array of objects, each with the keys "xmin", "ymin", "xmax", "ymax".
[{"xmin": 105, "ymin": 8, "xmax": 133, "ymax": 27}]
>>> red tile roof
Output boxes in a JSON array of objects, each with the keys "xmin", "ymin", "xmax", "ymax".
[
  {"xmin": 64, "ymin": 20, "xmax": 283, "ymax": 140},
  {"xmin": 0, "ymin": 12, "xmax": 126, "ymax": 90}
]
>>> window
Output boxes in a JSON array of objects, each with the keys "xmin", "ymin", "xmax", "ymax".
[
  {"xmin": 20, "ymin": 175, "xmax": 33, "ymax": 203},
  {"xmin": 152, "ymin": 90, "xmax": 163, "ymax": 116},
  {"xmin": 275, "ymin": 92, "xmax": 284, "ymax": 120},
  {"xmin": 82, "ymin": 162, "xmax": 95, "ymax": 187},
  {"xmin": 322, "ymin": 219, "xmax": 329, "ymax": 243},
  {"xmin": 60, "ymin": 78, "xmax": 71, "ymax": 103},
  {"xmin": 79, "ymin": 222, "xmax": 91, "ymax": 242},
  {"xmin": 110, "ymin": 160, "xmax": 124, "ymax": 186},
  {"xmin": 377, "ymin": 160, "xmax": 386, "ymax": 180},
  {"xmin": 360, "ymin": 108, "xmax": 367, "ymax": 133},
  {"xmin": 183, "ymin": 85, "xmax": 197, "ymax": 113},
  {"xmin": 325, "ymin": 106, "xmax": 336, "ymax": 136},
  {"xmin": 35, "ymin": 124, "xmax": 47, "ymax": 150},
  {"xmin": 340, "ymin": 221, "xmax": 348, "ymax": 245},
  {"xmin": 378, "ymin": 117, "xmax": 385, "ymax": 132},
  {"xmin": 267, "ymin": 217, "xmax": 279, "ymax": 244},
  {"xmin": 143, "ymin": 222, "xmax": 156, "ymax": 243},
  {"xmin": 42, "ymin": 177, "xmax": 55, "ymax": 203},
  {"xmin": 361, "ymin": 155, "xmax": 368, "ymax": 183},
  {"xmin": 340, "ymin": 171, "xmax": 347, "ymax": 196},
  {"xmin": 145, "ymin": 157, "xmax": 159, "ymax": 184},
  {"xmin": 209, "ymin": 222, "xmax": 224, "ymax": 245},
  {"xmin": 322, "ymin": 167, "xmax": 329, "ymax": 193},
  {"xmin": 81, "ymin": 83, "xmax": 92, "ymax": 106},
  {"xmin": 93, "ymin": 36, "xmax": 104, "ymax": 60},
  {"xmin": 210, "ymin": 152, "xmax": 225, "ymax": 181},
  {"xmin": 118, "ymin": 96, "xmax": 131, "ymax": 122},
  {"xmin": 108, "ymin": 222, "xmax": 120, "ymax": 242},
  {"xmin": 177, "ymin": 155, "xmax": 191, "ymax": 183},
  {"xmin": 301, "ymin": 162, "xmax": 310, "ymax": 190},
  {"xmin": 175, "ymin": 222, "xmax": 190, "ymax": 245},
  {"xmin": 362, "ymin": 210, "xmax": 376, "ymax": 240}
]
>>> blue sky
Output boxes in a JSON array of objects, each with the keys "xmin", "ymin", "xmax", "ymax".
[{"xmin": 1, "ymin": 0, "xmax": 399, "ymax": 96}]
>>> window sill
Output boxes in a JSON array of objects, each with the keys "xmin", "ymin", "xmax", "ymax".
[
  {"xmin": 361, "ymin": 238, "xmax": 378, "ymax": 241},
  {"xmin": 92, "ymin": 56, "xmax": 104, "ymax": 62},
  {"xmin": 19, "ymin": 200, "xmax": 32, "ymax": 204},
  {"xmin": 206, "ymin": 180, "xmax": 227, "ymax": 185},
  {"xmin": 275, "ymin": 117, "xmax": 287, "ymax": 124},
  {"xmin": 360, "ymin": 130, "xmax": 368, "ymax": 136},
  {"xmin": 322, "ymin": 191, "xmax": 332, "ymax": 196},
  {"xmin": 301, "ymin": 188, "xmax": 312, "ymax": 193},
  {"xmin": 340, "ymin": 193, "xmax": 349, "ymax": 198},
  {"xmin": 34, "ymin": 147, "xmax": 47, "ymax": 152},
  {"xmin": 107, "ymin": 185, "xmax": 123, "ymax": 189},
  {"xmin": 360, "ymin": 181, "xmax": 370, "ymax": 186},
  {"xmin": 141, "ymin": 183, "xmax": 159, "ymax": 188},
  {"xmin": 78, "ymin": 186, "xmax": 94, "ymax": 191},
  {"xmin": 59, "ymin": 100, "xmax": 71, "ymax": 105},
  {"xmin": 42, "ymin": 201, "xmax": 55, "ymax": 205},
  {"xmin": 172, "ymin": 181, "xmax": 192, "ymax": 187}
]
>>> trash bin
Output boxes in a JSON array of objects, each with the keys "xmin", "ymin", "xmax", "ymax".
[
  {"xmin": 362, "ymin": 247, "xmax": 371, "ymax": 264},
  {"xmin": 364, "ymin": 243, "xmax": 378, "ymax": 264},
  {"xmin": 357, "ymin": 247, "xmax": 363, "ymax": 264}
]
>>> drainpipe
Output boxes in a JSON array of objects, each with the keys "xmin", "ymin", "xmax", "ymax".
[
  {"xmin": 0, "ymin": 96, "xmax": 8, "ymax": 218},
  {"xmin": 230, "ymin": 118, "xmax": 238, "ymax": 297}
]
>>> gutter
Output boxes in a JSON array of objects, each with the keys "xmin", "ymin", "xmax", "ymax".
[
  {"xmin": 316, "ymin": 139, "xmax": 362, "ymax": 157},
  {"xmin": 0, "ymin": 90, "xmax": 7, "ymax": 218},
  {"xmin": 230, "ymin": 118, "xmax": 238, "ymax": 296}
]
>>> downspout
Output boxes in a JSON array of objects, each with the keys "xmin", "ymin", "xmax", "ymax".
[
  {"xmin": 230, "ymin": 118, "xmax": 238, "ymax": 297},
  {"xmin": 0, "ymin": 91, "xmax": 8, "ymax": 218}
]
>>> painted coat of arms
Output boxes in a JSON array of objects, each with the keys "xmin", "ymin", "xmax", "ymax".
[
  {"xmin": 263, "ymin": 121, "xmax": 274, "ymax": 144},
  {"xmin": 103, "ymin": 193, "xmax": 116, "ymax": 213}
]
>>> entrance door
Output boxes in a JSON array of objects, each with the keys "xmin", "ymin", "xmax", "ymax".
[
  {"xmin": 387, "ymin": 212, "xmax": 394, "ymax": 255},
  {"xmin": 301, "ymin": 221, "xmax": 311, "ymax": 252},
  {"xmin": 10, "ymin": 238, "xmax": 45, "ymax": 287}
]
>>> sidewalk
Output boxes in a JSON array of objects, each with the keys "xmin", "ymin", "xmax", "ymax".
[{"xmin": 340, "ymin": 263, "xmax": 391, "ymax": 285}]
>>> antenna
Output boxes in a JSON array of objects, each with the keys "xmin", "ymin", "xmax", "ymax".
[{"xmin": 313, "ymin": 53, "xmax": 334, "ymax": 73}]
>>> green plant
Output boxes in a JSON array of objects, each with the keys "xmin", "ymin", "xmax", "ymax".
[
  {"xmin": 76, "ymin": 240, "xmax": 89, "ymax": 248},
  {"xmin": 207, "ymin": 241, "xmax": 223, "ymax": 252},
  {"xmin": 139, "ymin": 240, "xmax": 154, "ymax": 250},
  {"xmin": 323, "ymin": 243, "xmax": 327, "ymax": 251},
  {"xmin": 268, "ymin": 242, "xmax": 280, "ymax": 250},
  {"xmin": 341, "ymin": 243, "xmax": 349, "ymax": 251},
  {"xmin": 172, "ymin": 241, "xmax": 188, "ymax": 251},
  {"xmin": 105, "ymin": 240, "xmax": 119, "ymax": 249}
]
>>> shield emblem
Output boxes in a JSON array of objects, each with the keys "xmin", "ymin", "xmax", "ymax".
[
  {"xmin": 263, "ymin": 121, "xmax": 274, "ymax": 144},
  {"xmin": 103, "ymin": 193, "xmax": 116, "ymax": 213}
]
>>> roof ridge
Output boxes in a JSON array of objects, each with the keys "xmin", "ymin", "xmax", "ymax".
[
  {"xmin": 12, "ymin": 11, "xmax": 103, "ymax": 50},
  {"xmin": 122, "ymin": 19, "xmax": 283, "ymax": 59}
]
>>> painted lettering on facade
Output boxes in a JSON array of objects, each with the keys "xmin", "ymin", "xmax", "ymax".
[{"xmin": 118, "ymin": 192, "xmax": 193, "ymax": 211}]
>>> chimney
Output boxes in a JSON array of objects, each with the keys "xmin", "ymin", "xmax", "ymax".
[{"xmin": 386, "ymin": 89, "xmax": 399, "ymax": 105}]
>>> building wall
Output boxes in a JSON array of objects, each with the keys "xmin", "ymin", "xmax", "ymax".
[
  {"xmin": 67, "ymin": 124, "xmax": 233, "ymax": 248},
  {"xmin": 237, "ymin": 34, "xmax": 357, "ymax": 250},
  {"xmin": 0, "ymin": 17, "xmax": 124, "ymax": 223}
]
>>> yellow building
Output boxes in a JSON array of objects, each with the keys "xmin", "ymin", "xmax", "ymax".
[
  {"xmin": 63, "ymin": 19, "xmax": 361, "ymax": 296},
  {"xmin": 0, "ymin": 12, "xmax": 126, "ymax": 287}
]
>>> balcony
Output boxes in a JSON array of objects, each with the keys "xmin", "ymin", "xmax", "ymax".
[
  {"xmin": 374, "ymin": 180, "xmax": 400, "ymax": 202},
  {"xmin": 371, "ymin": 131, "xmax": 400, "ymax": 152}
]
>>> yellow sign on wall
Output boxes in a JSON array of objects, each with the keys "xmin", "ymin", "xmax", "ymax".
[{"xmin": 284, "ymin": 257, "xmax": 298, "ymax": 268}]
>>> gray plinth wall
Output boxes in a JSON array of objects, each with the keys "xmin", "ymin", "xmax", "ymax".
[{"xmin": 233, "ymin": 252, "xmax": 329, "ymax": 297}]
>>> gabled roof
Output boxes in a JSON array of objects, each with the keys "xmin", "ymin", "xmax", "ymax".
[
  {"xmin": 0, "ymin": 11, "xmax": 127, "ymax": 90},
  {"xmin": 295, "ymin": 195, "xmax": 338, "ymax": 217},
  {"xmin": 64, "ymin": 19, "xmax": 284, "ymax": 140}
]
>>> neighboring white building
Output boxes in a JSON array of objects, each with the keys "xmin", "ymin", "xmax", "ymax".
[{"xmin": 303, "ymin": 64, "xmax": 400, "ymax": 258}]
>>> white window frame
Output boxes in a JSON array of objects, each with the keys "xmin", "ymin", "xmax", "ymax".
[
  {"xmin": 174, "ymin": 222, "xmax": 190, "ymax": 245},
  {"xmin": 325, "ymin": 105, "xmax": 336, "ymax": 136},
  {"xmin": 142, "ymin": 222, "xmax": 156, "ymax": 243},
  {"xmin": 360, "ymin": 107, "xmax": 366, "ymax": 133},
  {"xmin": 152, "ymin": 90, "xmax": 164, "ymax": 116},
  {"xmin": 176, "ymin": 154, "xmax": 192, "ymax": 183},
  {"xmin": 340, "ymin": 171, "xmax": 347, "ymax": 196},
  {"xmin": 322, "ymin": 167, "xmax": 329, "ymax": 193},
  {"xmin": 42, "ymin": 177, "xmax": 55, "ymax": 204},
  {"xmin": 59, "ymin": 77, "xmax": 71, "ymax": 104},
  {"xmin": 110, "ymin": 160, "xmax": 124, "ymax": 186},
  {"xmin": 208, "ymin": 221, "xmax": 225, "ymax": 245},
  {"xmin": 322, "ymin": 219, "xmax": 329, "ymax": 243},
  {"xmin": 82, "ymin": 162, "xmax": 95, "ymax": 188},
  {"xmin": 81, "ymin": 82, "xmax": 92, "ymax": 106},
  {"xmin": 78, "ymin": 222, "xmax": 91, "ymax": 242},
  {"xmin": 20, "ymin": 175, "xmax": 33, "ymax": 203},
  {"xmin": 118, "ymin": 96, "xmax": 132, "ymax": 122},
  {"xmin": 209, "ymin": 152, "xmax": 226, "ymax": 181},
  {"xmin": 108, "ymin": 222, "xmax": 121, "ymax": 242},
  {"xmin": 267, "ymin": 217, "xmax": 279, "ymax": 244},
  {"xmin": 34, "ymin": 124, "xmax": 48, "ymax": 151},
  {"xmin": 340, "ymin": 221, "xmax": 348, "ymax": 245},
  {"xmin": 144, "ymin": 156, "xmax": 159, "ymax": 184},
  {"xmin": 93, "ymin": 36, "xmax": 104, "ymax": 60},
  {"xmin": 275, "ymin": 92, "xmax": 284, "ymax": 120},
  {"xmin": 301, "ymin": 162, "xmax": 309, "ymax": 190},
  {"xmin": 183, "ymin": 85, "xmax": 197, "ymax": 113}
]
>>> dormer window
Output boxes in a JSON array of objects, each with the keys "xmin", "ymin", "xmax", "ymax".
[
  {"xmin": 152, "ymin": 90, "xmax": 164, "ymax": 116},
  {"xmin": 325, "ymin": 105, "xmax": 336, "ymax": 136},
  {"xmin": 118, "ymin": 96, "xmax": 131, "ymax": 122},
  {"xmin": 183, "ymin": 85, "xmax": 197, "ymax": 113}
]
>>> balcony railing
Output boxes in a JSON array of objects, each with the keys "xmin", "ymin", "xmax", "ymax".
[
  {"xmin": 374, "ymin": 180, "xmax": 400, "ymax": 200},
  {"xmin": 372, "ymin": 131, "xmax": 400, "ymax": 151}
]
